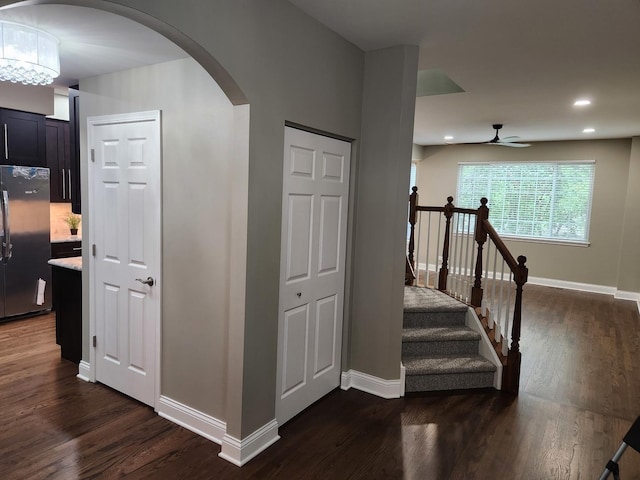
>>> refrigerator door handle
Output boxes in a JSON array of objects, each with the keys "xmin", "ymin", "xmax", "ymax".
[
  {"xmin": 61, "ymin": 168, "xmax": 66, "ymax": 199},
  {"xmin": 68, "ymin": 169, "xmax": 72, "ymax": 201},
  {"xmin": 1, "ymin": 190, "xmax": 11, "ymax": 264}
]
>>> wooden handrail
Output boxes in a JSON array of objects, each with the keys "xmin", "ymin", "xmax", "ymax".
[
  {"xmin": 415, "ymin": 206, "xmax": 479, "ymax": 215},
  {"xmin": 407, "ymin": 188, "xmax": 528, "ymax": 395},
  {"xmin": 482, "ymin": 220, "xmax": 518, "ymax": 272}
]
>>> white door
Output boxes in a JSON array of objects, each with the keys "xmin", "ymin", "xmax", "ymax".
[
  {"xmin": 89, "ymin": 111, "xmax": 161, "ymax": 407},
  {"xmin": 276, "ymin": 127, "xmax": 351, "ymax": 425}
]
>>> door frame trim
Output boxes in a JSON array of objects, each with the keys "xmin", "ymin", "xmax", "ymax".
[
  {"xmin": 284, "ymin": 121, "xmax": 354, "ymax": 143},
  {"xmin": 87, "ymin": 110, "xmax": 163, "ymax": 408}
]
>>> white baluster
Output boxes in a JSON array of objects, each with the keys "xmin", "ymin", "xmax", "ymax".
[
  {"xmin": 414, "ymin": 211, "xmax": 422, "ymax": 286},
  {"xmin": 435, "ymin": 212, "xmax": 442, "ymax": 289},
  {"xmin": 424, "ymin": 212, "xmax": 437, "ymax": 287},
  {"xmin": 503, "ymin": 271, "xmax": 514, "ymax": 356},
  {"xmin": 481, "ymin": 241, "xmax": 491, "ymax": 317},
  {"xmin": 450, "ymin": 213, "xmax": 456, "ymax": 296},
  {"xmin": 464, "ymin": 213, "xmax": 473, "ymax": 302},
  {"xmin": 496, "ymin": 258, "xmax": 505, "ymax": 343},
  {"xmin": 489, "ymin": 241, "xmax": 498, "ymax": 330}
]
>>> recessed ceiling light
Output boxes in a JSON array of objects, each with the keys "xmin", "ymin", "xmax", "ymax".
[
  {"xmin": 583, "ymin": 128, "xmax": 595, "ymax": 133},
  {"xmin": 444, "ymin": 135, "xmax": 454, "ymax": 141},
  {"xmin": 574, "ymin": 99, "xmax": 592, "ymax": 107}
]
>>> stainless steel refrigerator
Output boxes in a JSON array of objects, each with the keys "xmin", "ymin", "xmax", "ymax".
[{"xmin": 0, "ymin": 165, "xmax": 52, "ymax": 319}]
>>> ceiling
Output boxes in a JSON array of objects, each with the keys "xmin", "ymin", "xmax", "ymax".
[
  {"xmin": 1, "ymin": 2, "xmax": 640, "ymax": 146},
  {"xmin": 0, "ymin": 4, "xmax": 187, "ymax": 88},
  {"xmin": 289, "ymin": 0, "xmax": 640, "ymax": 145}
]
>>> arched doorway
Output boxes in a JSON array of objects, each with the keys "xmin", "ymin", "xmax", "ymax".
[{"xmin": 0, "ymin": 0, "xmax": 250, "ymax": 452}]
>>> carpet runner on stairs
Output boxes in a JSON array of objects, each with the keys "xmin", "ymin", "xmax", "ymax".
[{"xmin": 403, "ymin": 286, "xmax": 496, "ymax": 393}]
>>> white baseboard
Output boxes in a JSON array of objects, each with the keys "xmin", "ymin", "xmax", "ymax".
[
  {"xmin": 77, "ymin": 360, "xmax": 91, "ymax": 382},
  {"xmin": 157, "ymin": 395, "xmax": 226, "ymax": 445},
  {"xmin": 615, "ymin": 290, "xmax": 640, "ymax": 314},
  {"xmin": 615, "ymin": 290, "xmax": 640, "ymax": 301},
  {"xmin": 340, "ymin": 369, "xmax": 402, "ymax": 399},
  {"xmin": 218, "ymin": 419, "xmax": 280, "ymax": 467},
  {"xmin": 529, "ymin": 276, "xmax": 640, "ymax": 314},
  {"xmin": 417, "ymin": 266, "xmax": 640, "ymax": 314},
  {"xmin": 528, "ymin": 275, "xmax": 617, "ymax": 295}
]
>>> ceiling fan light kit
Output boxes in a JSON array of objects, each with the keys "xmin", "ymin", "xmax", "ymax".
[{"xmin": 481, "ymin": 124, "xmax": 530, "ymax": 148}]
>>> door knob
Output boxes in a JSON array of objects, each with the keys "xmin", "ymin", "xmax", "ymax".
[{"xmin": 135, "ymin": 276, "xmax": 155, "ymax": 286}]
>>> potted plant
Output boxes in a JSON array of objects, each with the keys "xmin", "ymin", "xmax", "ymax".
[{"xmin": 64, "ymin": 213, "xmax": 81, "ymax": 236}]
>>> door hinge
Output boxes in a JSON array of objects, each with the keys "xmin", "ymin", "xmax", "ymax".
[
  {"xmin": 91, "ymin": 149, "xmax": 95, "ymax": 162},
  {"xmin": 92, "ymin": 335, "xmax": 97, "ymax": 348},
  {"xmin": 92, "ymin": 244, "xmax": 96, "ymax": 256}
]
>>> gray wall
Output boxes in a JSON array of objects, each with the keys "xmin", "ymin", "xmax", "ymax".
[
  {"xmin": 617, "ymin": 137, "xmax": 640, "ymax": 293},
  {"xmin": 0, "ymin": 0, "xmax": 367, "ymax": 440},
  {"xmin": 412, "ymin": 143, "xmax": 424, "ymax": 160},
  {"xmin": 349, "ymin": 45, "xmax": 418, "ymax": 379},
  {"xmin": 80, "ymin": 57, "xmax": 236, "ymax": 418},
  {"xmin": 417, "ymin": 139, "xmax": 634, "ymax": 289},
  {"xmin": 1, "ymin": 0, "xmax": 421, "ymax": 441}
]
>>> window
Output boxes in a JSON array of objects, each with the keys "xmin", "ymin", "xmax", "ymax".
[
  {"xmin": 456, "ymin": 161, "xmax": 595, "ymax": 243},
  {"xmin": 409, "ymin": 162, "xmax": 417, "ymax": 193}
]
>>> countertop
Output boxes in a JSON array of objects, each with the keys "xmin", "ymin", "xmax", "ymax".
[
  {"xmin": 48, "ymin": 256, "xmax": 82, "ymax": 271},
  {"xmin": 51, "ymin": 235, "xmax": 82, "ymax": 243}
]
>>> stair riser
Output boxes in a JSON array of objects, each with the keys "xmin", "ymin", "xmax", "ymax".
[
  {"xmin": 403, "ymin": 340, "xmax": 479, "ymax": 357},
  {"xmin": 405, "ymin": 371, "xmax": 495, "ymax": 392},
  {"xmin": 403, "ymin": 311, "xmax": 466, "ymax": 328}
]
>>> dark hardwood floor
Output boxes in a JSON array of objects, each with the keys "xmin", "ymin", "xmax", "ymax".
[{"xmin": 1, "ymin": 285, "xmax": 639, "ymax": 479}]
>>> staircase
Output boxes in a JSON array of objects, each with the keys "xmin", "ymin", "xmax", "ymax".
[{"xmin": 403, "ymin": 286, "xmax": 497, "ymax": 393}]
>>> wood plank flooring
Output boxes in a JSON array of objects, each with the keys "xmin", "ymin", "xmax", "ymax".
[{"xmin": 1, "ymin": 285, "xmax": 639, "ymax": 479}]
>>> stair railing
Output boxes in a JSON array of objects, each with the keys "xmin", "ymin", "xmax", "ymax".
[{"xmin": 407, "ymin": 188, "xmax": 528, "ymax": 394}]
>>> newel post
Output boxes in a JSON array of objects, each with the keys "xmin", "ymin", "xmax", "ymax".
[
  {"xmin": 408, "ymin": 186, "xmax": 418, "ymax": 271},
  {"xmin": 438, "ymin": 196, "xmax": 455, "ymax": 291},
  {"xmin": 504, "ymin": 255, "xmax": 528, "ymax": 395},
  {"xmin": 471, "ymin": 198, "xmax": 489, "ymax": 308}
]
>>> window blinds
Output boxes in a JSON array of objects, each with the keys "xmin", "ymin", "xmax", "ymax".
[{"xmin": 456, "ymin": 161, "xmax": 595, "ymax": 243}]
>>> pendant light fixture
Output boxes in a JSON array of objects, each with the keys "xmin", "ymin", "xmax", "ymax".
[{"xmin": 0, "ymin": 21, "xmax": 60, "ymax": 86}]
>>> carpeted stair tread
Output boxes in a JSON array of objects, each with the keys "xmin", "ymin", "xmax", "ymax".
[
  {"xmin": 403, "ymin": 354, "xmax": 496, "ymax": 376},
  {"xmin": 404, "ymin": 286, "xmax": 468, "ymax": 313},
  {"xmin": 402, "ymin": 326, "xmax": 480, "ymax": 343},
  {"xmin": 402, "ymin": 286, "xmax": 498, "ymax": 393}
]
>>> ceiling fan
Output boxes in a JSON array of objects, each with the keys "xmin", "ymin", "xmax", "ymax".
[{"xmin": 480, "ymin": 124, "xmax": 530, "ymax": 147}]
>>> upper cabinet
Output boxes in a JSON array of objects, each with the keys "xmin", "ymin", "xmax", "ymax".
[
  {"xmin": 0, "ymin": 108, "xmax": 46, "ymax": 167},
  {"xmin": 68, "ymin": 88, "xmax": 81, "ymax": 214},
  {"xmin": 46, "ymin": 119, "xmax": 71, "ymax": 203}
]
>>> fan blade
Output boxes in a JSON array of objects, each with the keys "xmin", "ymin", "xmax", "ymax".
[
  {"xmin": 486, "ymin": 142, "xmax": 530, "ymax": 147},
  {"xmin": 500, "ymin": 136, "xmax": 521, "ymax": 142}
]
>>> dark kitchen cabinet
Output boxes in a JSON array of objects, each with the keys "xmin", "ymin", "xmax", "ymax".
[
  {"xmin": 46, "ymin": 119, "xmax": 72, "ymax": 203},
  {"xmin": 51, "ymin": 265, "xmax": 82, "ymax": 364},
  {"xmin": 69, "ymin": 88, "xmax": 81, "ymax": 214},
  {"xmin": 51, "ymin": 241, "xmax": 82, "ymax": 259},
  {"xmin": 0, "ymin": 108, "xmax": 46, "ymax": 167}
]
